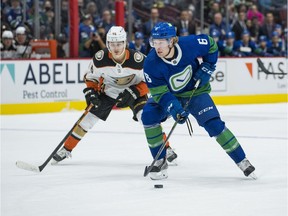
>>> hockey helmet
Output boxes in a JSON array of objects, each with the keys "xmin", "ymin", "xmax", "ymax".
[
  {"xmin": 106, "ymin": 26, "xmax": 127, "ymax": 54},
  {"xmin": 150, "ymin": 22, "xmax": 176, "ymax": 39},
  {"xmin": 2, "ymin": 30, "xmax": 13, "ymax": 39},
  {"xmin": 106, "ymin": 26, "xmax": 127, "ymax": 43}
]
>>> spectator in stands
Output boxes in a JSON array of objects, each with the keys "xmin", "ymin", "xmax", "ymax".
[
  {"xmin": 234, "ymin": 30, "xmax": 257, "ymax": 57},
  {"xmin": 56, "ymin": 33, "xmax": 68, "ymax": 58},
  {"xmin": 40, "ymin": 2, "xmax": 55, "ymax": 39},
  {"xmin": 231, "ymin": 11, "xmax": 247, "ymax": 41},
  {"xmin": 179, "ymin": 28, "xmax": 189, "ymax": 36},
  {"xmin": 210, "ymin": 29, "xmax": 220, "ymax": 44},
  {"xmin": 128, "ymin": 31, "xmax": 146, "ymax": 54},
  {"xmin": 61, "ymin": 0, "xmax": 69, "ymax": 36},
  {"xmin": 14, "ymin": 26, "xmax": 32, "ymax": 58},
  {"xmin": 259, "ymin": 12, "xmax": 277, "ymax": 40},
  {"xmin": 84, "ymin": 27, "xmax": 106, "ymax": 57},
  {"xmin": 174, "ymin": 9, "xmax": 196, "ymax": 36},
  {"xmin": 246, "ymin": 4, "xmax": 264, "ymax": 26},
  {"xmin": 96, "ymin": 9, "xmax": 114, "ymax": 34},
  {"xmin": 219, "ymin": 31, "xmax": 238, "ymax": 57},
  {"xmin": 207, "ymin": 2, "xmax": 221, "ymax": 24},
  {"xmin": 284, "ymin": 28, "xmax": 288, "ymax": 57},
  {"xmin": 273, "ymin": 24, "xmax": 287, "ymax": 54},
  {"xmin": 79, "ymin": 14, "xmax": 97, "ymax": 57},
  {"xmin": 142, "ymin": 7, "xmax": 160, "ymax": 53},
  {"xmin": 1, "ymin": 9, "xmax": 11, "ymax": 34},
  {"xmin": 5, "ymin": 0, "xmax": 23, "ymax": 30},
  {"xmin": 0, "ymin": 30, "xmax": 17, "ymax": 59},
  {"xmin": 85, "ymin": 1, "xmax": 101, "ymax": 26},
  {"xmin": 267, "ymin": 31, "xmax": 283, "ymax": 56},
  {"xmin": 142, "ymin": 7, "xmax": 160, "ymax": 40},
  {"xmin": 254, "ymin": 35, "xmax": 272, "ymax": 57},
  {"xmin": 246, "ymin": 16, "xmax": 260, "ymax": 42},
  {"xmin": 209, "ymin": 12, "xmax": 229, "ymax": 40}
]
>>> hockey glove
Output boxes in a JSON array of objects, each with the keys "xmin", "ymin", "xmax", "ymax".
[
  {"xmin": 83, "ymin": 88, "xmax": 101, "ymax": 108},
  {"xmin": 194, "ymin": 62, "xmax": 216, "ymax": 87},
  {"xmin": 116, "ymin": 86, "xmax": 140, "ymax": 108},
  {"xmin": 167, "ymin": 100, "xmax": 189, "ymax": 124}
]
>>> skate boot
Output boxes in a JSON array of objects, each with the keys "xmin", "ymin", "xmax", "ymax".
[
  {"xmin": 237, "ymin": 158, "xmax": 257, "ymax": 179},
  {"xmin": 166, "ymin": 146, "xmax": 178, "ymax": 165},
  {"xmin": 51, "ymin": 147, "xmax": 72, "ymax": 165},
  {"xmin": 149, "ymin": 158, "xmax": 168, "ymax": 180}
]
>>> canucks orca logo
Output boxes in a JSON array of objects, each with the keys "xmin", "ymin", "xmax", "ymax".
[{"xmin": 169, "ymin": 65, "xmax": 192, "ymax": 91}]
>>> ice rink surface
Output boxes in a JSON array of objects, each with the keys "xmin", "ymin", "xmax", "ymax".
[{"xmin": 1, "ymin": 103, "xmax": 287, "ymax": 216}]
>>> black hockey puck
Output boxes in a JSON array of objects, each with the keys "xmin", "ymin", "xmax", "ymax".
[{"xmin": 154, "ymin": 184, "xmax": 163, "ymax": 188}]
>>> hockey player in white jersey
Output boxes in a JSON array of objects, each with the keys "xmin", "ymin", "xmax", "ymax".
[{"xmin": 51, "ymin": 26, "xmax": 177, "ymax": 164}]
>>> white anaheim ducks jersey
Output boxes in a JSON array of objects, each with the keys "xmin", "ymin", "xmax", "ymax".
[{"xmin": 85, "ymin": 48, "xmax": 146, "ymax": 99}]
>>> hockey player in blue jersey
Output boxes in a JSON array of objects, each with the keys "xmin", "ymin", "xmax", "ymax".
[{"xmin": 141, "ymin": 22, "xmax": 256, "ymax": 180}]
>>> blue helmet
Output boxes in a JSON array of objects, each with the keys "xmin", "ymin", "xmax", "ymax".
[{"xmin": 150, "ymin": 22, "xmax": 176, "ymax": 39}]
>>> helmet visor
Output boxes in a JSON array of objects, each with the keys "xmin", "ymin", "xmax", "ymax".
[{"xmin": 149, "ymin": 38, "xmax": 170, "ymax": 48}]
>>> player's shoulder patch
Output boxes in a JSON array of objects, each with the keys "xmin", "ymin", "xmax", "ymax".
[
  {"xmin": 134, "ymin": 52, "xmax": 144, "ymax": 63},
  {"xmin": 95, "ymin": 50, "xmax": 104, "ymax": 61}
]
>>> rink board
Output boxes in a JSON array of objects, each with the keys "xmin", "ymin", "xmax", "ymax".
[{"xmin": 0, "ymin": 57, "xmax": 287, "ymax": 114}]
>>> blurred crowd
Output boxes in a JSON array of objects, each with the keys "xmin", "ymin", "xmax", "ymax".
[{"xmin": 1, "ymin": 0, "xmax": 287, "ymax": 59}]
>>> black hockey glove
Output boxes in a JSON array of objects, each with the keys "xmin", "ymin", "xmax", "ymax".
[
  {"xmin": 116, "ymin": 86, "xmax": 140, "ymax": 108},
  {"xmin": 83, "ymin": 88, "xmax": 101, "ymax": 109}
]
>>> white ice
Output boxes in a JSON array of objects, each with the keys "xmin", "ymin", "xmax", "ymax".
[{"xmin": 1, "ymin": 103, "xmax": 287, "ymax": 216}]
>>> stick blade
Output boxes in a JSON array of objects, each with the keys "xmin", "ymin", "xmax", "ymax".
[
  {"xmin": 16, "ymin": 161, "xmax": 41, "ymax": 173},
  {"xmin": 143, "ymin": 166, "xmax": 149, "ymax": 177}
]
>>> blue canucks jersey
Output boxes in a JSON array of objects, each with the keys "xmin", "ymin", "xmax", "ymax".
[{"xmin": 143, "ymin": 34, "xmax": 218, "ymax": 103}]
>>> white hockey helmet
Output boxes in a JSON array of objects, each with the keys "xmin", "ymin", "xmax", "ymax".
[
  {"xmin": 106, "ymin": 26, "xmax": 127, "ymax": 53},
  {"xmin": 16, "ymin": 26, "xmax": 26, "ymax": 35},
  {"xmin": 106, "ymin": 26, "xmax": 127, "ymax": 42},
  {"xmin": 2, "ymin": 30, "xmax": 14, "ymax": 39}
]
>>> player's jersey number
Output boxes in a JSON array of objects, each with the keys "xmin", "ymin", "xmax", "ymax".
[{"xmin": 197, "ymin": 38, "xmax": 208, "ymax": 45}]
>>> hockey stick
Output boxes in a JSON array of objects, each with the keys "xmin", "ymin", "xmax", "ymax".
[
  {"xmin": 143, "ymin": 79, "xmax": 200, "ymax": 177},
  {"xmin": 16, "ymin": 103, "xmax": 94, "ymax": 173},
  {"xmin": 257, "ymin": 58, "xmax": 287, "ymax": 75}
]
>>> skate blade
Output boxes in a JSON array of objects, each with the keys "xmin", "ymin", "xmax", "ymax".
[
  {"xmin": 248, "ymin": 172, "xmax": 257, "ymax": 180},
  {"xmin": 51, "ymin": 159, "xmax": 59, "ymax": 165},
  {"xmin": 149, "ymin": 170, "xmax": 168, "ymax": 180},
  {"xmin": 167, "ymin": 159, "xmax": 178, "ymax": 166}
]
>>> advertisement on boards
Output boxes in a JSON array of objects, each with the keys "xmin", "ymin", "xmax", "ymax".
[{"xmin": 0, "ymin": 59, "xmax": 90, "ymax": 104}]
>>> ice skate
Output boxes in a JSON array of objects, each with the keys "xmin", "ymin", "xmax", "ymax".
[
  {"xmin": 237, "ymin": 158, "xmax": 257, "ymax": 179},
  {"xmin": 51, "ymin": 147, "xmax": 72, "ymax": 165},
  {"xmin": 166, "ymin": 146, "xmax": 178, "ymax": 165},
  {"xmin": 149, "ymin": 158, "xmax": 168, "ymax": 180}
]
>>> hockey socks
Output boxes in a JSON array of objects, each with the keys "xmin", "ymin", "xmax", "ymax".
[
  {"xmin": 216, "ymin": 128, "xmax": 245, "ymax": 164},
  {"xmin": 64, "ymin": 125, "xmax": 87, "ymax": 151},
  {"xmin": 144, "ymin": 124, "xmax": 166, "ymax": 159}
]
